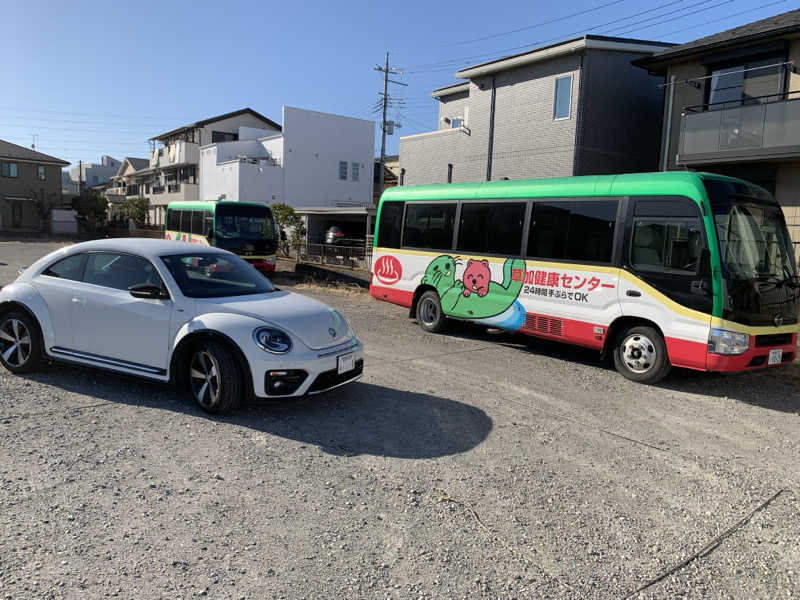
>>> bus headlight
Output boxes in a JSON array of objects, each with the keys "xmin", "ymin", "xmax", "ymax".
[
  {"xmin": 707, "ymin": 329, "xmax": 750, "ymax": 355},
  {"xmin": 253, "ymin": 327, "xmax": 292, "ymax": 354}
]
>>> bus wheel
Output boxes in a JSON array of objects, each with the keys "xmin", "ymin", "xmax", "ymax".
[
  {"xmin": 417, "ymin": 291, "xmax": 447, "ymax": 333},
  {"xmin": 613, "ymin": 325, "xmax": 670, "ymax": 384}
]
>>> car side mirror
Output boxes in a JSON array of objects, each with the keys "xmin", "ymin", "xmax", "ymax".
[{"xmin": 129, "ymin": 283, "xmax": 169, "ymax": 300}]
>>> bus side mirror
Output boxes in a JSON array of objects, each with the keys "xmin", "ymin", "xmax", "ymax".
[{"xmin": 206, "ymin": 228, "xmax": 214, "ymax": 241}]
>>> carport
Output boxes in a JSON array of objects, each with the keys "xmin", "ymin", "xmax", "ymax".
[{"xmin": 295, "ymin": 206, "xmax": 377, "ymax": 246}]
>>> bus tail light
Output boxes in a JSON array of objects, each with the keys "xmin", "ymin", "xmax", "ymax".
[{"xmin": 707, "ymin": 329, "xmax": 750, "ymax": 355}]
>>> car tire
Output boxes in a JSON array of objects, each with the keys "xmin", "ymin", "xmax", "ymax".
[
  {"xmin": 416, "ymin": 290, "xmax": 447, "ymax": 333},
  {"xmin": 613, "ymin": 325, "xmax": 671, "ymax": 384},
  {"xmin": 0, "ymin": 310, "xmax": 44, "ymax": 374},
  {"xmin": 187, "ymin": 340, "xmax": 242, "ymax": 414}
]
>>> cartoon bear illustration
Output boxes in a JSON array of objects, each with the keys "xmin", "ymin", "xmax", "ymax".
[
  {"xmin": 421, "ymin": 254, "xmax": 525, "ymax": 321},
  {"xmin": 462, "ymin": 259, "xmax": 490, "ymax": 297}
]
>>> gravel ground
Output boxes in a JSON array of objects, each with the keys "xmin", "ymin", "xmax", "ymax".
[{"xmin": 1, "ymin": 241, "xmax": 799, "ymax": 599}]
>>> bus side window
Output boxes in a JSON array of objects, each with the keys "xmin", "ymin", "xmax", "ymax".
[
  {"xmin": 402, "ymin": 203, "xmax": 455, "ymax": 251},
  {"xmin": 204, "ymin": 211, "xmax": 214, "ymax": 238},
  {"xmin": 191, "ymin": 210, "xmax": 204, "ymax": 235},
  {"xmin": 177, "ymin": 210, "xmax": 188, "ymax": 233},
  {"xmin": 527, "ymin": 199, "xmax": 617, "ymax": 263},
  {"xmin": 377, "ymin": 202, "xmax": 404, "ymax": 249},
  {"xmin": 457, "ymin": 202, "xmax": 526, "ymax": 256}
]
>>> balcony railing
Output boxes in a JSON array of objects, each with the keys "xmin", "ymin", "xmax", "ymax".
[
  {"xmin": 125, "ymin": 185, "xmax": 139, "ymax": 196},
  {"xmin": 678, "ymin": 91, "xmax": 800, "ymax": 164}
]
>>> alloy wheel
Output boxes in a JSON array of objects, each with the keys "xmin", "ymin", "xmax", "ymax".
[
  {"xmin": 190, "ymin": 350, "xmax": 221, "ymax": 409},
  {"xmin": 0, "ymin": 318, "xmax": 31, "ymax": 368}
]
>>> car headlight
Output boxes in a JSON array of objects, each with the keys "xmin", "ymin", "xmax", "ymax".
[
  {"xmin": 707, "ymin": 329, "xmax": 750, "ymax": 355},
  {"xmin": 330, "ymin": 309, "xmax": 355, "ymax": 338},
  {"xmin": 253, "ymin": 327, "xmax": 292, "ymax": 353}
]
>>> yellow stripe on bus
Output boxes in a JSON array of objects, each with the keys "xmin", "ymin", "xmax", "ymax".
[{"xmin": 373, "ymin": 247, "xmax": 800, "ymax": 336}]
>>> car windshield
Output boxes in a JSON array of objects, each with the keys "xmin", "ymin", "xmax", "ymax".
[{"xmin": 160, "ymin": 253, "xmax": 275, "ymax": 298}]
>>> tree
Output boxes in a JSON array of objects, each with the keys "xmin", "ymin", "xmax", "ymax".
[
  {"xmin": 270, "ymin": 202, "xmax": 305, "ymax": 257},
  {"xmin": 71, "ymin": 190, "xmax": 108, "ymax": 227},
  {"xmin": 28, "ymin": 186, "xmax": 62, "ymax": 232},
  {"xmin": 118, "ymin": 197, "xmax": 150, "ymax": 228}
]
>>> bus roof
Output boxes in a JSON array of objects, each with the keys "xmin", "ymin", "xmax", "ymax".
[
  {"xmin": 378, "ymin": 171, "xmax": 760, "ymax": 203},
  {"xmin": 166, "ymin": 200, "xmax": 272, "ymax": 211}
]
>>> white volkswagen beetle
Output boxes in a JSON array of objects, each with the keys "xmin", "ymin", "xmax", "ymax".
[{"xmin": 0, "ymin": 239, "xmax": 363, "ymax": 413}]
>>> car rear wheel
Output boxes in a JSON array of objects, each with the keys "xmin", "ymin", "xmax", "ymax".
[
  {"xmin": 417, "ymin": 291, "xmax": 447, "ymax": 333},
  {"xmin": 613, "ymin": 325, "xmax": 671, "ymax": 384},
  {"xmin": 0, "ymin": 311, "xmax": 44, "ymax": 374},
  {"xmin": 188, "ymin": 341, "xmax": 242, "ymax": 414}
]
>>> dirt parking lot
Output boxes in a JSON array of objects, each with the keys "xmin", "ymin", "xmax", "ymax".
[{"xmin": 1, "ymin": 240, "xmax": 799, "ymax": 599}]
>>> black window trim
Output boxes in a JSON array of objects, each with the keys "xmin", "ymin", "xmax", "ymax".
[
  {"xmin": 65, "ymin": 250, "xmax": 171, "ymax": 298},
  {"xmin": 386, "ymin": 196, "xmax": 626, "ymax": 264},
  {"xmin": 627, "ymin": 198, "xmax": 709, "ymax": 277},
  {"xmin": 400, "ymin": 200, "xmax": 459, "ymax": 253}
]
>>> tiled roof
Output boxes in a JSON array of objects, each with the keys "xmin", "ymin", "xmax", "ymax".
[
  {"xmin": 0, "ymin": 139, "xmax": 70, "ymax": 165},
  {"xmin": 636, "ymin": 8, "xmax": 800, "ymax": 67}
]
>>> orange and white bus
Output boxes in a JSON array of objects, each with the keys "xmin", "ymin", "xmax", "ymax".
[{"xmin": 369, "ymin": 172, "xmax": 799, "ymax": 383}]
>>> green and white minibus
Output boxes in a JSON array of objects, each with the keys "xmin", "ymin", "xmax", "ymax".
[
  {"xmin": 370, "ymin": 172, "xmax": 800, "ymax": 383},
  {"xmin": 165, "ymin": 201, "xmax": 278, "ymax": 272}
]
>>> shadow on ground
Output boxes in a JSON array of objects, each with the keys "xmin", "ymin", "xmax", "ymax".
[{"xmin": 12, "ymin": 366, "xmax": 493, "ymax": 459}]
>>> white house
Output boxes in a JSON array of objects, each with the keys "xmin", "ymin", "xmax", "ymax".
[
  {"xmin": 199, "ymin": 106, "xmax": 374, "ymax": 209},
  {"xmin": 69, "ymin": 155, "xmax": 121, "ymax": 187}
]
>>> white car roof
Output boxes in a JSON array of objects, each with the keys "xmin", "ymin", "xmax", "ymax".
[{"xmin": 61, "ymin": 238, "xmax": 230, "ymax": 259}]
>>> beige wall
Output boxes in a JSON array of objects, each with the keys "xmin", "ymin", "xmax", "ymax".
[
  {"xmin": 0, "ymin": 162, "xmax": 64, "ymax": 231},
  {"xmin": 662, "ymin": 61, "xmax": 706, "ymax": 170},
  {"xmin": 775, "ymin": 161, "xmax": 800, "ymax": 264}
]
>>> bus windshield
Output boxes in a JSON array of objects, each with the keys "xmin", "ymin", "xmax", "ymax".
[
  {"xmin": 704, "ymin": 179, "xmax": 799, "ymax": 326},
  {"xmin": 214, "ymin": 204, "xmax": 277, "ymax": 254}
]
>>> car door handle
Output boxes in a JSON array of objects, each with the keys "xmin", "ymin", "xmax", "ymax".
[{"xmin": 626, "ymin": 290, "xmax": 642, "ymax": 297}]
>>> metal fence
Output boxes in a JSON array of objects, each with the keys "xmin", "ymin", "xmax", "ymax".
[{"xmin": 296, "ymin": 243, "xmax": 372, "ymax": 270}]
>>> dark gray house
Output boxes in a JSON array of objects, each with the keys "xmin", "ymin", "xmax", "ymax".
[
  {"xmin": 633, "ymin": 8, "xmax": 800, "ymax": 262},
  {"xmin": 399, "ymin": 35, "xmax": 673, "ymax": 185}
]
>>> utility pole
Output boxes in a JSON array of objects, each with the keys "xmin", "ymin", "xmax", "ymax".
[
  {"xmin": 78, "ymin": 160, "xmax": 83, "ymax": 195},
  {"xmin": 30, "ymin": 134, "xmax": 37, "ymax": 150},
  {"xmin": 374, "ymin": 52, "xmax": 406, "ymax": 197}
]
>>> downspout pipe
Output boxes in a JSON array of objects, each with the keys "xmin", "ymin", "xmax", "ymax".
[
  {"xmin": 661, "ymin": 74, "xmax": 676, "ymax": 172},
  {"xmin": 486, "ymin": 74, "xmax": 496, "ymax": 181}
]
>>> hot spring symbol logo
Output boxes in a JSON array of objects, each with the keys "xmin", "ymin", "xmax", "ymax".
[
  {"xmin": 374, "ymin": 255, "xmax": 402, "ymax": 284},
  {"xmin": 421, "ymin": 254, "xmax": 527, "ymax": 330}
]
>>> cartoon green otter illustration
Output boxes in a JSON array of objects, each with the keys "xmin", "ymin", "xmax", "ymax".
[{"xmin": 421, "ymin": 255, "xmax": 525, "ymax": 319}]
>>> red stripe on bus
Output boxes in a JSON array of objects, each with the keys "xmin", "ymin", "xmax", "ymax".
[
  {"xmin": 370, "ymin": 284, "xmax": 414, "ymax": 307},
  {"xmin": 665, "ymin": 337, "xmax": 708, "ymax": 371},
  {"xmin": 518, "ymin": 312, "xmax": 604, "ymax": 350}
]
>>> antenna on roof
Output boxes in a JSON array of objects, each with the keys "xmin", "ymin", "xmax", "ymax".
[{"xmin": 30, "ymin": 134, "xmax": 37, "ymax": 150}]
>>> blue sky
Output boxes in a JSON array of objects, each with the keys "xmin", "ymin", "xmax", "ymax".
[{"xmin": 0, "ymin": 0, "xmax": 791, "ymax": 168}]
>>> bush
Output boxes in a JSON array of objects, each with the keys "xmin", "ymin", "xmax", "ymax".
[{"xmin": 271, "ymin": 202, "xmax": 306, "ymax": 257}]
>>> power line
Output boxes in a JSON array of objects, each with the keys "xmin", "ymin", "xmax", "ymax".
[
  {"xmin": 0, "ymin": 123, "xmax": 154, "ymax": 135},
  {"xmin": 0, "ymin": 114, "xmax": 175, "ymax": 129},
  {"xmin": 601, "ymin": 0, "xmax": 721, "ymax": 35},
  {"xmin": 657, "ymin": 0, "xmax": 787, "ymax": 37},
  {"xmin": 403, "ymin": 0, "xmax": 713, "ymax": 73},
  {"xmin": 0, "ymin": 106, "xmax": 186, "ymax": 122},
  {"xmin": 444, "ymin": 0, "xmax": 625, "ymax": 47},
  {"xmin": 375, "ymin": 52, "xmax": 407, "ymax": 195},
  {"xmin": 610, "ymin": 0, "xmax": 735, "ymax": 36}
]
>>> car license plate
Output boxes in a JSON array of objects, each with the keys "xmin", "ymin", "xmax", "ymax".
[
  {"xmin": 768, "ymin": 349, "xmax": 783, "ymax": 365},
  {"xmin": 337, "ymin": 352, "xmax": 355, "ymax": 375}
]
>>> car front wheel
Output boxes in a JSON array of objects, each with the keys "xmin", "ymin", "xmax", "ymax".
[
  {"xmin": 188, "ymin": 340, "xmax": 242, "ymax": 414},
  {"xmin": 0, "ymin": 310, "xmax": 44, "ymax": 374}
]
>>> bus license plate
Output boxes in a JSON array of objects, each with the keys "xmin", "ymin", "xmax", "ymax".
[
  {"xmin": 768, "ymin": 349, "xmax": 783, "ymax": 365},
  {"xmin": 337, "ymin": 352, "xmax": 355, "ymax": 375}
]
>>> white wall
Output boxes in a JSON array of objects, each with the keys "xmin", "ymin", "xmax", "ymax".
[
  {"xmin": 197, "ymin": 113, "xmax": 280, "ymax": 146},
  {"xmin": 281, "ymin": 106, "xmax": 374, "ymax": 208}
]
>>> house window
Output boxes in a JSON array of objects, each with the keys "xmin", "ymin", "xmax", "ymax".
[
  {"xmin": 339, "ymin": 161, "xmax": 348, "ymax": 180},
  {"xmin": 708, "ymin": 55, "xmax": 785, "ymax": 109},
  {"xmin": 92, "ymin": 175, "xmax": 99, "ymax": 184},
  {"xmin": 447, "ymin": 163, "xmax": 453, "ymax": 183},
  {"xmin": 36, "ymin": 165, "xmax": 46, "ymax": 181},
  {"xmin": 351, "ymin": 162, "xmax": 359, "ymax": 182},
  {"xmin": 1, "ymin": 161, "xmax": 18, "ymax": 177},
  {"xmin": 450, "ymin": 118, "xmax": 463, "ymax": 128},
  {"xmin": 211, "ymin": 131, "xmax": 239, "ymax": 143},
  {"xmin": 553, "ymin": 75, "xmax": 573, "ymax": 120}
]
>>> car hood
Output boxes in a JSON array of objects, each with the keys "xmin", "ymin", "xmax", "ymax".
[{"xmin": 198, "ymin": 290, "xmax": 353, "ymax": 350}]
